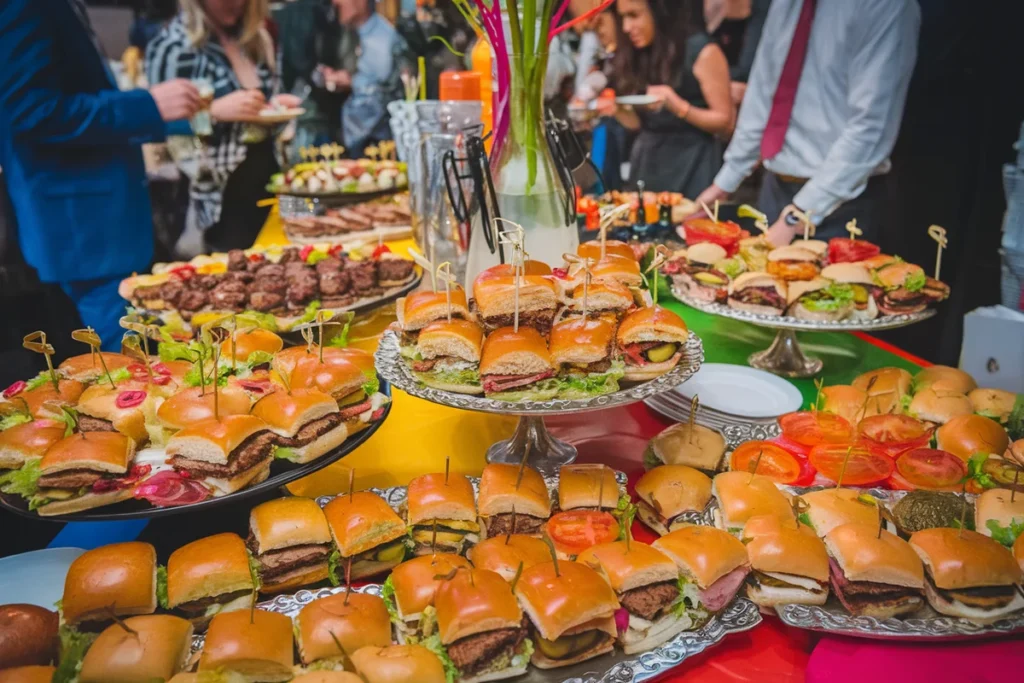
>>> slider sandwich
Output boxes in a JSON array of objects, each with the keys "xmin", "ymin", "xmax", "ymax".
[
  {"xmin": 477, "ymin": 463, "xmax": 551, "ymax": 538},
  {"xmin": 405, "ymin": 472, "xmax": 480, "ymax": 555},
  {"xmin": 581, "ymin": 254, "xmax": 643, "ymax": 289},
  {"xmin": 152, "ymin": 384, "xmax": 252, "ymax": 445},
  {"xmin": 324, "ymin": 491, "xmax": 408, "ymax": 580},
  {"xmin": 910, "ymin": 528, "xmax": 1024, "ymax": 624},
  {"xmin": 577, "ymin": 541, "xmax": 696, "ymax": 653},
  {"xmin": 221, "ymin": 328, "xmax": 284, "ymax": 367},
  {"xmin": 819, "ymin": 385, "xmax": 871, "ymax": 424},
  {"xmin": 58, "ymin": 352, "xmax": 134, "ymax": 383},
  {"xmin": 635, "ymin": 465, "xmax": 713, "ymax": 535},
  {"xmin": 727, "ymin": 272, "xmax": 787, "ymax": 316},
  {"xmin": 473, "ymin": 271, "xmax": 559, "ymax": 335},
  {"xmin": 0, "ymin": 604, "xmax": 58, "ymax": 670},
  {"xmin": 666, "ymin": 243, "xmax": 731, "ymax": 304},
  {"xmin": 617, "ymin": 306, "xmax": 689, "ymax": 382},
  {"xmin": 907, "ymin": 386, "xmax": 973, "ymax": 425},
  {"xmin": 430, "ymin": 568, "xmax": 532, "ymax": 682},
  {"xmin": 0, "ymin": 419, "xmax": 64, "ymax": 471},
  {"xmin": 766, "ymin": 245, "xmax": 820, "ymax": 281},
  {"xmin": 820, "ymin": 263, "xmax": 880, "ymax": 320},
  {"xmin": 969, "ymin": 388, "xmax": 1017, "ymax": 424},
  {"xmin": 711, "ymin": 471, "xmax": 794, "ymax": 535},
  {"xmin": 75, "ymin": 381, "xmax": 158, "ymax": 445},
  {"xmin": 166, "ymin": 414, "xmax": 275, "ymax": 495},
  {"xmin": 61, "ymin": 542, "xmax": 158, "ymax": 632},
  {"xmin": 797, "ymin": 488, "xmax": 880, "ymax": 537},
  {"xmin": 198, "ymin": 609, "xmax": 294, "ymax": 682},
  {"xmin": 824, "ymin": 523, "xmax": 925, "ymax": 618},
  {"xmin": 796, "ymin": 239, "xmax": 829, "ymax": 267},
  {"xmin": 291, "ymin": 355, "xmax": 388, "ymax": 434},
  {"xmin": 872, "ymin": 261, "xmax": 947, "ymax": 315},
  {"xmin": 550, "ymin": 316, "xmax": 623, "ymax": 399},
  {"xmin": 406, "ymin": 319, "xmax": 484, "ymax": 395},
  {"xmin": 467, "ymin": 535, "xmax": 552, "ymax": 582},
  {"xmin": 18, "ymin": 378, "xmax": 85, "ymax": 419},
  {"xmin": 0, "ymin": 667, "xmax": 54, "ymax": 683},
  {"xmin": 514, "ymin": 561, "xmax": 619, "ymax": 669},
  {"xmin": 565, "ymin": 279, "xmax": 636, "ymax": 318},
  {"xmin": 78, "ymin": 615, "xmax": 193, "ymax": 683},
  {"xmin": 166, "ymin": 532, "xmax": 257, "ymax": 630},
  {"xmin": 852, "ymin": 367, "xmax": 912, "ymax": 415},
  {"xmin": 741, "ymin": 515, "xmax": 830, "ymax": 607},
  {"xmin": 557, "ymin": 463, "xmax": 623, "ymax": 512},
  {"xmin": 643, "ymin": 422, "xmax": 727, "ymax": 473},
  {"xmin": 578, "ymin": 239, "xmax": 637, "ymax": 262},
  {"xmin": 382, "ymin": 553, "xmax": 471, "ymax": 643},
  {"xmin": 350, "ymin": 644, "xmax": 448, "ymax": 683},
  {"xmin": 652, "ymin": 526, "xmax": 751, "ymax": 617},
  {"xmin": 251, "ymin": 388, "xmax": 347, "ymax": 464},
  {"xmin": 291, "ymin": 673, "xmax": 364, "ymax": 683},
  {"xmin": 397, "ymin": 289, "xmax": 472, "ymax": 350},
  {"xmin": 975, "ymin": 489, "xmax": 1024, "ymax": 546},
  {"xmin": 33, "ymin": 431, "xmax": 139, "ymax": 515},
  {"xmin": 295, "ymin": 591, "xmax": 392, "ymax": 670},
  {"xmin": 479, "ymin": 327, "xmax": 558, "ymax": 401},
  {"xmin": 785, "ymin": 278, "xmax": 855, "ymax": 322},
  {"xmin": 248, "ymin": 497, "xmax": 334, "ymax": 593}
]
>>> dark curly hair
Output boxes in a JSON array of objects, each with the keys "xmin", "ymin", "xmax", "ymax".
[{"xmin": 611, "ymin": 0, "xmax": 706, "ymax": 94}]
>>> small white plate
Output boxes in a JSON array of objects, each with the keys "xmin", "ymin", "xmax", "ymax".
[
  {"xmin": 244, "ymin": 107, "xmax": 306, "ymax": 125},
  {"xmin": 616, "ymin": 95, "xmax": 659, "ymax": 107},
  {"xmin": 670, "ymin": 363, "xmax": 803, "ymax": 419},
  {"xmin": 0, "ymin": 547, "xmax": 84, "ymax": 608}
]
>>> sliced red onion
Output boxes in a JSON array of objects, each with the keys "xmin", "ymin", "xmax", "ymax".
[
  {"xmin": 115, "ymin": 390, "xmax": 147, "ymax": 408},
  {"xmin": 614, "ymin": 607, "xmax": 630, "ymax": 634},
  {"xmin": 3, "ymin": 381, "xmax": 26, "ymax": 399}
]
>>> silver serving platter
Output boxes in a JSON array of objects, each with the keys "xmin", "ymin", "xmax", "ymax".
[
  {"xmin": 671, "ymin": 285, "xmax": 935, "ymax": 332},
  {"xmin": 376, "ymin": 329, "xmax": 705, "ymax": 416}
]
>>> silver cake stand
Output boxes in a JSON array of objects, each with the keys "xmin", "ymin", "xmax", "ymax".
[
  {"xmin": 375, "ymin": 329, "xmax": 705, "ymax": 473},
  {"xmin": 672, "ymin": 285, "xmax": 934, "ymax": 379}
]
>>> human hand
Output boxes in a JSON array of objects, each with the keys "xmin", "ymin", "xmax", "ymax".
[
  {"xmin": 765, "ymin": 207, "xmax": 801, "ymax": 247},
  {"xmin": 210, "ymin": 89, "xmax": 267, "ymax": 122},
  {"xmin": 327, "ymin": 69, "xmax": 352, "ymax": 91},
  {"xmin": 730, "ymin": 81, "xmax": 747, "ymax": 106},
  {"xmin": 646, "ymin": 85, "xmax": 685, "ymax": 115},
  {"xmin": 687, "ymin": 184, "xmax": 731, "ymax": 219},
  {"xmin": 272, "ymin": 94, "xmax": 302, "ymax": 109},
  {"xmin": 149, "ymin": 79, "xmax": 202, "ymax": 122},
  {"xmin": 594, "ymin": 95, "xmax": 618, "ymax": 118}
]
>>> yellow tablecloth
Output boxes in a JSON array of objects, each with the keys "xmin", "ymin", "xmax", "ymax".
[{"xmin": 255, "ymin": 208, "xmax": 516, "ymax": 495}]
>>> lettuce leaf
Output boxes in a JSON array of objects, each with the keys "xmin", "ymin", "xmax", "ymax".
[
  {"xmin": 798, "ymin": 512, "xmax": 813, "ymax": 529},
  {"xmin": 0, "ymin": 458, "xmax": 42, "ymax": 498},
  {"xmin": 247, "ymin": 552, "xmax": 262, "ymax": 590},
  {"xmin": 245, "ymin": 350, "xmax": 275, "ymax": 368},
  {"xmin": 95, "ymin": 366, "xmax": 132, "ymax": 386},
  {"xmin": 802, "ymin": 283, "xmax": 855, "ymax": 312},
  {"xmin": 967, "ymin": 453, "xmax": 997, "ymax": 490},
  {"xmin": 380, "ymin": 575, "xmax": 402, "ymax": 624},
  {"xmin": 328, "ymin": 549, "xmax": 342, "ymax": 586},
  {"xmin": 671, "ymin": 575, "xmax": 705, "ymax": 618},
  {"xmin": 421, "ymin": 633, "xmax": 459, "ymax": 683},
  {"xmin": 414, "ymin": 368, "xmax": 481, "ymax": 387},
  {"xmin": 905, "ymin": 270, "xmax": 926, "ymax": 292},
  {"xmin": 294, "ymin": 300, "xmax": 323, "ymax": 327},
  {"xmin": 486, "ymin": 377, "xmax": 561, "ymax": 402},
  {"xmin": 54, "ymin": 625, "xmax": 96, "ymax": 683},
  {"xmin": 643, "ymin": 446, "xmax": 662, "ymax": 470},
  {"xmin": 306, "ymin": 250, "xmax": 330, "ymax": 266},
  {"xmin": 185, "ymin": 362, "xmax": 230, "ymax": 388},
  {"xmin": 326, "ymin": 313, "xmax": 355, "ymax": 349},
  {"xmin": 158, "ymin": 340, "xmax": 200, "ymax": 363},
  {"xmin": 1007, "ymin": 394, "xmax": 1024, "ymax": 441},
  {"xmin": 0, "ymin": 412, "xmax": 31, "ymax": 431},
  {"xmin": 156, "ymin": 565, "xmax": 169, "ymax": 609},
  {"xmin": 986, "ymin": 518, "xmax": 1024, "ymax": 547},
  {"xmin": 25, "ymin": 372, "xmax": 51, "ymax": 392},
  {"xmin": 556, "ymin": 361, "xmax": 625, "ymax": 399},
  {"xmin": 716, "ymin": 256, "xmax": 746, "ymax": 279},
  {"xmin": 272, "ymin": 445, "xmax": 299, "ymax": 463},
  {"xmin": 238, "ymin": 310, "xmax": 279, "ymax": 332},
  {"xmin": 362, "ymin": 376, "xmax": 380, "ymax": 397}
]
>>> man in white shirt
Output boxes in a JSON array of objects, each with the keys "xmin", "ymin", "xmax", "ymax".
[{"xmin": 695, "ymin": 0, "xmax": 920, "ymax": 245}]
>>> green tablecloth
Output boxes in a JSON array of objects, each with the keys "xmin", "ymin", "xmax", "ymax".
[{"xmin": 661, "ymin": 300, "xmax": 923, "ymax": 409}]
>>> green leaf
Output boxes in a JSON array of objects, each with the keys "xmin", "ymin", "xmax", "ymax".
[
  {"xmin": 413, "ymin": 368, "xmax": 480, "ymax": 387},
  {"xmin": 716, "ymin": 257, "xmax": 746, "ymax": 280},
  {"xmin": 185, "ymin": 362, "xmax": 230, "ymax": 388},
  {"xmin": 247, "ymin": 553, "xmax": 262, "ymax": 591},
  {"xmin": 96, "ymin": 366, "xmax": 132, "ymax": 386},
  {"xmin": 55, "ymin": 407, "xmax": 78, "ymax": 437},
  {"xmin": 986, "ymin": 518, "xmax": 1024, "ymax": 547},
  {"xmin": 802, "ymin": 283, "xmax": 855, "ymax": 312},
  {"xmin": 422, "ymin": 633, "xmax": 459, "ymax": 683},
  {"xmin": 238, "ymin": 310, "xmax": 280, "ymax": 332},
  {"xmin": 306, "ymin": 250, "xmax": 330, "ymax": 266},
  {"xmin": 156, "ymin": 565, "xmax": 169, "ymax": 609},
  {"xmin": 966, "ymin": 453, "xmax": 997, "ymax": 490},
  {"xmin": 900, "ymin": 393, "xmax": 914, "ymax": 414},
  {"xmin": 362, "ymin": 376, "xmax": 380, "ymax": 397},
  {"xmin": 25, "ymin": 372, "xmax": 51, "ymax": 392},
  {"xmin": 327, "ymin": 549, "xmax": 342, "ymax": 587},
  {"xmin": 380, "ymin": 575, "xmax": 402, "ymax": 624},
  {"xmin": 326, "ymin": 312, "xmax": 356, "ymax": 349},
  {"xmin": 797, "ymin": 512, "xmax": 813, "ymax": 529},
  {"xmin": 272, "ymin": 445, "xmax": 299, "ymax": 463},
  {"xmin": 295, "ymin": 300, "xmax": 323, "ymax": 327},
  {"xmin": 905, "ymin": 270, "xmax": 926, "ymax": 292},
  {"xmin": 28, "ymin": 494, "xmax": 51, "ymax": 511},
  {"xmin": 1006, "ymin": 394, "xmax": 1024, "ymax": 441},
  {"xmin": 54, "ymin": 625, "xmax": 96, "ymax": 683},
  {"xmin": 0, "ymin": 412, "xmax": 32, "ymax": 431},
  {"xmin": 158, "ymin": 340, "xmax": 199, "ymax": 363},
  {"xmin": 643, "ymin": 446, "xmax": 662, "ymax": 470},
  {"xmin": 557, "ymin": 360, "xmax": 626, "ymax": 398},
  {"xmin": 245, "ymin": 350, "xmax": 275, "ymax": 368},
  {"xmin": 0, "ymin": 458, "xmax": 42, "ymax": 498}
]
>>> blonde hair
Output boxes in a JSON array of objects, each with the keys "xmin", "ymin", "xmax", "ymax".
[{"xmin": 179, "ymin": 0, "xmax": 272, "ymax": 65}]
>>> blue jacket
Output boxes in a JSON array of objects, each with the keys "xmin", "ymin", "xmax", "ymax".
[{"xmin": 0, "ymin": 0, "xmax": 168, "ymax": 283}]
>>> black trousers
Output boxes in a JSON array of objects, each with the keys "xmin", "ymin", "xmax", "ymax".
[
  {"xmin": 757, "ymin": 172, "xmax": 888, "ymax": 242},
  {"xmin": 205, "ymin": 140, "xmax": 278, "ymax": 253}
]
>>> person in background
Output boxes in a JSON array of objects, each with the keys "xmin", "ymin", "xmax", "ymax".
[
  {"xmin": 130, "ymin": 0, "xmax": 179, "ymax": 51},
  {"xmin": 598, "ymin": 0, "xmax": 735, "ymax": 196},
  {"xmin": 695, "ymin": 0, "xmax": 920, "ymax": 245},
  {"xmin": 0, "ymin": 0, "xmax": 202, "ymax": 348},
  {"xmin": 147, "ymin": 0, "xmax": 301, "ymax": 253},
  {"xmin": 335, "ymin": 0, "xmax": 412, "ymax": 156},
  {"xmin": 705, "ymin": 0, "xmax": 771, "ymax": 106}
]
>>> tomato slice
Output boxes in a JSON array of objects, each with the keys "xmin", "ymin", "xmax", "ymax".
[
  {"xmin": 828, "ymin": 238, "xmax": 881, "ymax": 264},
  {"xmin": 779, "ymin": 411, "xmax": 854, "ymax": 447},
  {"xmin": 683, "ymin": 219, "xmax": 747, "ymax": 255},
  {"xmin": 894, "ymin": 448, "xmax": 966, "ymax": 490},
  {"xmin": 857, "ymin": 414, "xmax": 932, "ymax": 458},
  {"xmin": 772, "ymin": 434, "xmax": 813, "ymax": 457},
  {"xmin": 545, "ymin": 511, "xmax": 619, "ymax": 555},
  {"xmin": 809, "ymin": 444, "xmax": 895, "ymax": 486},
  {"xmin": 730, "ymin": 441, "xmax": 803, "ymax": 484}
]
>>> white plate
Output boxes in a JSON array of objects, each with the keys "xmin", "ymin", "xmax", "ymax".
[
  {"xmin": 668, "ymin": 363, "xmax": 803, "ymax": 419},
  {"xmin": 616, "ymin": 95, "xmax": 659, "ymax": 107},
  {"xmin": 0, "ymin": 547, "xmax": 84, "ymax": 608},
  {"xmin": 243, "ymin": 107, "xmax": 306, "ymax": 124}
]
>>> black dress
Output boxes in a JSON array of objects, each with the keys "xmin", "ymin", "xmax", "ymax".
[{"xmin": 628, "ymin": 33, "xmax": 723, "ymax": 196}]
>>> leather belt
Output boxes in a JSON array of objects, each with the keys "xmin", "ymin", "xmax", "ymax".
[{"xmin": 773, "ymin": 172, "xmax": 809, "ymax": 184}]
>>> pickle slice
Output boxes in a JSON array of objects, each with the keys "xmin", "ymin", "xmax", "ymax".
[
  {"xmin": 375, "ymin": 541, "xmax": 406, "ymax": 563},
  {"xmin": 645, "ymin": 343, "xmax": 678, "ymax": 363}
]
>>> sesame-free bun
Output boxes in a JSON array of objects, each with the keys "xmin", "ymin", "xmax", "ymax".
[
  {"xmin": 250, "ymin": 389, "xmax": 339, "ymax": 437},
  {"xmin": 975, "ymin": 489, "xmax": 1024, "ymax": 541},
  {"xmin": 799, "ymin": 488, "xmax": 879, "ymax": 537},
  {"xmin": 75, "ymin": 383, "xmax": 153, "ymax": 445},
  {"xmin": 291, "ymin": 357, "xmax": 367, "ymax": 402},
  {"xmin": 477, "ymin": 463, "xmax": 551, "ymax": 519},
  {"xmin": 0, "ymin": 419, "xmax": 64, "ymax": 470},
  {"xmin": 78, "ymin": 615, "xmax": 193, "ymax": 683},
  {"xmin": 824, "ymin": 523, "xmax": 924, "ymax": 588},
  {"xmin": 467, "ymin": 535, "xmax": 552, "ymax": 582},
  {"xmin": 785, "ymin": 277, "xmax": 829, "ymax": 306},
  {"xmin": 398, "ymin": 289, "xmax": 471, "ymax": 331},
  {"xmin": 166, "ymin": 533, "xmax": 254, "ymax": 608},
  {"xmin": 0, "ymin": 667, "xmax": 55, "ymax": 683},
  {"xmin": 473, "ymin": 275, "xmax": 558, "ymax": 320},
  {"xmin": 768, "ymin": 245, "xmax": 818, "ymax": 263},
  {"xmin": 323, "ymin": 491, "xmax": 406, "ymax": 558},
  {"xmin": 875, "ymin": 261, "xmax": 925, "ymax": 289},
  {"xmin": 62, "ymin": 542, "xmax": 157, "ymax": 627},
  {"xmin": 479, "ymin": 327, "xmax": 552, "ymax": 377},
  {"xmin": 617, "ymin": 306, "xmax": 689, "ymax": 346},
  {"xmin": 21, "ymin": 379, "xmax": 86, "ymax": 419},
  {"xmin": 576, "ymin": 541, "xmax": 678, "ymax": 593},
  {"xmin": 435, "ymin": 568, "xmax": 522, "ymax": 644},
  {"xmin": 417, "ymin": 320, "xmax": 483, "ymax": 362},
  {"xmin": 1015, "ymin": 535, "xmax": 1024, "ymax": 571},
  {"xmin": 969, "ymin": 388, "xmax": 1017, "ymax": 423},
  {"xmin": 406, "ymin": 472, "xmax": 476, "ymax": 526},
  {"xmin": 388, "ymin": 554, "xmax": 471, "ymax": 621},
  {"xmin": 165, "ymin": 414, "xmax": 269, "ymax": 467},
  {"xmin": 156, "ymin": 385, "xmax": 252, "ymax": 431},
  {"xmin": 936, "ymin": 414, "xmax": 1009, "ymax": 461},
  {"xmin": 350, "ymin": 644, "xmax": 448, "ymax": 683},
  {"xmin": 685, "ymin": 242, "xmax": 728, "ymax": 265},
  {"xmin": 514, "ymin": 561, "xmax": 619, "ymax": 642},
  {"xmin": 249, "ymin": 497, "xmax": 332, "ymax": 554},
  {"xmin": 910, "ymin": 528, "xmax": 1022, "ymax": 589},
  {"xmin": 652, "ymin": 526, "xmax": 749, "ymax": 588},
  {"xmin": 558, "ymin": 464, "xmax": 619, "ymax": 511},
  {"xmin": 58, "ymin": 352, "xmax": 133, "ymax": 381},
  {"xmin": 819, "ymin": 385, "xmax": 871, "ymax": 424},
  {"xmin": 852, "ymin": 367, "xmax": 912, "ymax": 414},
  {"xmin": 645, "ymin": 423, "xmax": 726, "ymax": 472},
  {"xmin": 908, "ymin": 387, "xmax": 973, "ymax": 424},
  {"xmin": 0, "ymin": 605, "xmax": 58, "ymax": 670},
  {"xmin": 727, "ymin": 272, "xmax": 786, "ymax": 297},
  {"xmin": 39, "ymin": 431, "xmax": 134, "ymax": 476},
  {"xmin": 821, "ymin": 263, "xmax": 873, "ymax": 285},
  {"xmin": 296, "ymin": 592, "xmax": 392, "ymax": 665},
  {"xmin": 578, "ymin": 239, "xmax": 636, "ymax": 262},
  {"xmin": 199, "ymin": 609, "xmax": 294, "ymax": 682},
  {"xmin": 567, "ymin": 280, "xmax": 634, "ymax": 314},
  {"xmin": 581, "ymin": 255, "xmax": 643, "ymax": 288},
  {"xmin": 914, "ymin": 366, "xmax": 977, "ymax": 395},
  {"xmin": 742, "ymin": 516, "xmax": 829, "ymax": 582},
  {"xmin": 292, "ymin": 673, "xmax": 365, "ymax": 683},
  {"xmin": 222, "ymin": 328, "xmax": 284, "ymax": 364},
  {"xmin": 549, "ymin": 317, "xmax": 616, "ymax": 367},
  {"xmin": 712, "ymin": 471, "xmax": 793, "ymax": 529},
  {"xmin": 635, "ymin": 466, "xmax": 712, "ymax": 521}
]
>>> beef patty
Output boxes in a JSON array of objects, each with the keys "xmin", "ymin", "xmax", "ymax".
[
  {"xmin": 485, "ymin": 513, "xmax": 546, "ymax": 538},
  {"xmin": 246, "ymin": 531, "xmax": 332, "ymax": 581},
  {"xmin": 176, "ymin": 589, "xmax": 253, "ymax": 616},
  {"xmin": 77, "ymin": 415, "xmax": 116, "ymax": 433},
  {"xmin": 170, "ymin": 431, "xmax": 275, "ymax": 478},
  {"xmin": 278, "ymin": 413, "xmax": 344, "ymax": 448},
  {"xmin": 37, "ymin": 469, "xmax": 104, "ymax": 489},
  {"xmin": 619, "ymin": 580, "xmax": 679, "ymax": 621},
  {"xmin": 481, "ymin": 309, "xmax": 557, "ymax": 335},
  {"xmin": 447, "ymin": 617, "xmax": 528, "ymax": 676}
]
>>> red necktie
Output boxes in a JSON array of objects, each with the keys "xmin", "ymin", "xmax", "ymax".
[{"xmin": 760, "ymin": 0, "xmax": 817, "ymax": 160}]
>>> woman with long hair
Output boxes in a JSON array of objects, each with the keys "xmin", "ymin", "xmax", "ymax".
[
  {"xmin": 598, "ymin": 0, "xmax": 735, "ymax": 196},
  {"xmin": 147, "ymin": 0, "xmax": 300, "ymax": 252}
]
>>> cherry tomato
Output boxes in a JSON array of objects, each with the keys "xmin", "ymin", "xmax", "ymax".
[
  {"xmin": 730, "ymin": 441, "xmax": 803, "ymax": 484},
  {"xmin": 779, "ymin": 411, "xmax": 854, "ymax": 448},
  {"xmin": 545, "ymin": 511, "xmax": 619, "ymax": 555},
  {"xmin": 169, "ymin": 264, "xmax": 196, "ymax": 280},
  {"xmin": 894, "ymin": 448, "xmax": 966, "ymax": 490},
  {"xmin": 857, "ymin": 414, "xmax": 932, "ymax": 458},
  {"xmin": 828, "ymin": 238, "xmax": 881, "ymax": 264},
  {"xmin": 809, "ymin": 444, "xmax": 895, "ymax": 486}
]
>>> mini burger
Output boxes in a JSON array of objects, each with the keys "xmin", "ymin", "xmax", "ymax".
[
  {"xmin": 741, "ymin": 515, "xmax": 830, "ymax": 607},
  {"xmin": 514, "ymin": 561, "xmax": 619, "ymax": 669},
  {"xmin": 0, "ymin": 419, "xmax": 64, "ymax": 471},
  {"xmin": 405, "ymin": 472, "xmax": 480, "ymax": 555},
  {"xmin": 651, "ymin": 526, "xmax": 750, "ymax": 616},
  {"xmin": 61, "ymin": 542, "xmax": 158, "ymax": 632},
  {"xmin": 910, "ymin": 528, "xmax": 1024, "ymax": 623},
  {"xmin": 617, "ymin": 306, "xmax": 689, "ymax": 382},
  {"xmin": 58, "ymin": 352, "xmax": 133, "ymax": 383},
  {"xmin": 577, "ymin": 541, "xmax": 695, "ymax": 653},
  {"xmin": 711, "ymin": 471, "xmax": 794, "ymax": 534},
  {"xmin": 550, "ymin": 317, "xmax": 623, "ymax": 399},
  {"xmin": 381, "ymin": 553, "xmax": 472, "ymax": 642},
  {"xmin": 566, "ymin": 279, "xmax": 636, "ymax": 318},
  {"xmin": 166, "ymin": 533, "xmax": 257, "ymax": 630},
  {"xmin": 323, "ymin": 491, "xmax": 408, "ymax": 580},
  {"xmin": 975, "ymin": 489, "xmax": 1024, "ymax": 547},
  {"xmin": 33, "ymin": 431, "xmax": 139, "ymax": 515},
  {"xmin": 247, "ymin": 497, "xmax": 334, "ymax": 593},
  {"xmin": 666, "ymin": 243, "xmax": 731, "ymax": 304},
  {"xmin": 819, "ymin": 385, "xmax": 870, "ymax": 424},
  {"xmin": 576, "ymin": 254, "xmax": 643, "ymax": 290},
  {"xmin": 766, "ymin": 245, "xmax": 820, "ymax": 281},
  {"xmin": 642, "ymin": 422, "xmax": 727, "ymax": 474},
  {"xmin": 396, "ymin": 289, "xmax": 472, "ymax": 348},
  {"xmin": 467, "ymin": 535, "xmax": 552, "ymax": 582},
  {"xmin": 820, "ymin": 263, "xmax": 880, "ymax": 320},
  {"xmin": 969, "ymin": 388, "xmax": 1018, "ymax": 424},
  {"xmin": 936, "ymin": 414, "xmax": 1009, "ymax": 461},
  {"xmin": 430, "ymin": 568, "xmax": 532, "ymax": 682},
  {"xmin": 251, "ymin": 388, "xmax": 346, "ymax": 464},
  {"xmin": 727, "ymin": 272, "xmax": 787, "ymax": 316},
  {"xmin": 557, "ymin": 464, "xmax": 623, "ymax": 512},
  {"xmin": 166, "ymin": 414, "xmax": 274, "ymax": 495},
  {"xmin": 907, "ymin": 387, "xmax": 973, "ymax": 425},
  {"xmin": 635, "ymin": 465, "xmax": 713, "ymax": 535},
  {"xmin": 738, "ymin": 236, "xmax": 771, "ymax": 272},
  {"xmin": 824, "ymin": 522, "xmax": 925, "ymax": 618},
  {"xmin": 78, "ymin": 615, "xmax": 193, "ymax": 683},
  {"xmin": 0, "ymin": 667, "xmax": 54, "ymax": 683},
  {"xmin": 473, "ymin": 272, "xmax": 559, "ymax": 335},
  {"xmin": 350, "ymin": 644, "xmax": 448, "ymax": 683},
  {"xmin": 852, "ymin": 367, "xmax": 912, "ymax": 415},
  {"xmin": 198, "ymin": 609, "xmax": 294, "ymax": 682},
  {"xmin": 17, "ymin": 379, "xmax": 86, "ymax": 419},
  {"xmin": 578, "ymin": 239, "xmax": 636, "ymax": 262},
  {"xmin": 0, "ymin": 604, "xmax": 58, "ymax": 669},
  {"xmin": 291, "ymin": 673, "xmax": 364, "ymax": 683},
  {"xmin": 74, "ymin": 382, "xmax": 157, "ymax": 445},
  {"xmin": 153, "ymin": 384, "xmax": 252, "ymax": 445},
  {"xmin": 797, "ymin": 488, "xmax": 879, "ymax": 537},
  {"xmin": 406, "ymin": 319, "xmax": 484, "ymax": 395},
  {"xmin": 221, "ymin": 328, "xmax": 284, "ymax": 366},
  {"xmin": 295, "ymin": 592, "xmax": 392, "ymax": 669},
  {"xmin": 795, "ymin": 239, "xmax": 829, "ymax": 267},
  {"xmin": 479, "ymin": 327, "xmax": 558, "ymax": 401},
  {"xmin": 872, "ymin": 261, "xmax": 931, "ymax": 315},
  {"xmin": 289, "ymin": 356, "xmax": 388, "ymax": 434},
  {"xmin": 477, "ymin": 463, "xmax": 552, "ymax": 538},
  {"xmin": 914, "ymin": 365, "xmax": 977, "ymax": 395},
  {"xmin": 785, "ymin": 278, "xmax": 854, "ymax": 322}
]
